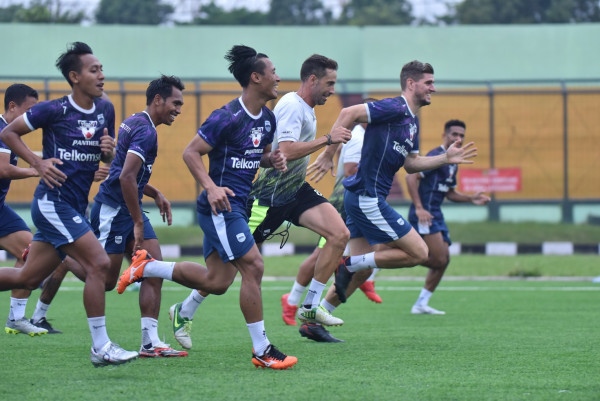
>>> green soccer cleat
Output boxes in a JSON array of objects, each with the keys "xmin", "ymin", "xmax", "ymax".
[{"xmin": 169, "ymin": 303, "xmax": 193, "ymax": 349}]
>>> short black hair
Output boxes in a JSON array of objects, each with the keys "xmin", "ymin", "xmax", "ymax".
[
  {"xmin": 4, "ymin": 83, "xmax": 38, "ymax": 111},
  {"xmin": 55, "ymin": 41, "xmax": 94, "ymax": 87},
  {"xmin": 444, "ymin": 119, "xmax": 466, "ymax": 132},
  {"xmin": 225, "ymin": 45, "xmax": 269, "ymax": 88},
  {"xmin": 146, "ymin": 75, "xmax": 185, "ymax": 105},
  {"xmin": 400, "ymin": 60, "xmax": 434, "ymax": 91},
  {"xmin": 300, "ymin": 54, "xmax": 338, "ymax": 81}
]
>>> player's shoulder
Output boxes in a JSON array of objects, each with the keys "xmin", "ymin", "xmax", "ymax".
[
  {"xmin": 94, "ymin": 96, "xmax": 115, "ymax": 113},
  {"xmin": 426, "ymin": 146, "xmax": 445, "ymax": 157}
]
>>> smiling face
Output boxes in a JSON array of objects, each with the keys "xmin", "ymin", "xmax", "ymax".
[
  {"xmin": 309, "ymin": 68, "xmax": 337, "ymax": 107},
  {"xmin": 154, "ymin": 86, "xmax": 184, "ymax": 126},
  {"xmin": 412, "ymin": 73, "xmax": 436, "ymax": 107},
  {"xmin": 71, "ymin": 53, "xmax": 105, "ymax": 98},
  {"xmin": 256, "ymin": 58, "xmax": 280, "ymax": 101},
  {"xmin": 443, "ymin": 124, "xmax": 466, "ymax": 148}
]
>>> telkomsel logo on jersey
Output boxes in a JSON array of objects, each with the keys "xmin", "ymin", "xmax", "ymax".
[
  {"xmin": 78, "ymin": 120, "xmax": 98, "ymax": 139},
  {"xmin": 250, "ymin": 127, "xmax": 264, "ymax": 147}
]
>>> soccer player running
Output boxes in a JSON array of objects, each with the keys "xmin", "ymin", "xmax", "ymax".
[
  {"xmin": 312, "ymin": 61, "xmax": 477, "ymax": 311},
  {"xmin": 407, "ymin": 119, "xmax": 490, "ymax": 314},
  {"xmin": 89, "ymin": 75, "xmax": 187, "ymax": 357},
  {"xmin": 166, "ymin": 54, "xmax": 352, "ymax": 349},
  {"xmin": 0, "ymin": 84, "xmax": 48, "ymax": 336},
  {"xmin": 0, "ymin": 42, "xmax": 138, "ymax": 366},
  {"xmin": 117, "ymin": 45, "xmax": 297, "ymax": 370}
]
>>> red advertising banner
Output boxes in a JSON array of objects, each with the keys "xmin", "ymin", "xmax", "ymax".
[{"xmin": 459, "ymin": 168, "xmax": 522, "ymax": 193}]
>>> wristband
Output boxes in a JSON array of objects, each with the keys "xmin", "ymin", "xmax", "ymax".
[{"xmin": 326, "ymin": 134, "xmax": 332, "ymax": 145}]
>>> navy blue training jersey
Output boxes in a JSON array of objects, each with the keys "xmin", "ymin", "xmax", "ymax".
[
  {"xmin": 94, "ymin": 111, "xmax": 157, "ymax": 211},
  {"xmin": 196, "ymin": 97, "xmax": 276, "ymax": 214},
  {"xmin": 24, "ymin": 95, "xmax": 115, "ymax": 214}
]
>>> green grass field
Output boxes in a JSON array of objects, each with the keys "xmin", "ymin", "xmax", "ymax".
[{"xmin": 1, "ymin": 263, "xmax": 599, "ymax": 400}]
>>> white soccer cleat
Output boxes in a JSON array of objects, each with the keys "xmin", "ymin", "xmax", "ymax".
[
  {"xmin": 5, "ymin": 317, "xmax": 48, "ymax": 336},
  {"xmin": 411, "ymin": 304, "xmax": 446, "ymax": 315},
  {"xmin": 90, "ymin": 341, "xmax": 138, "ymax": 367},
  {"xmin": 296, "ymin": 305, "xmax": 344, "ymax": 326}
]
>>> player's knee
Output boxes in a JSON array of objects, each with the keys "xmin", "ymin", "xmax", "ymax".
[
  {"xmin": 325, "ymin": 226, "xmax": 350, "ymax": 249},
  {"xmin": 414, "ymin": 245, "xmax": 430, "ymax": 266},
  {"xmin": 23, "ymin": 275, "xmax": 43, "ymax": 291},
  {"xmin": 428, "ymin": 255, "xmax": 449, "ymax": 270}
]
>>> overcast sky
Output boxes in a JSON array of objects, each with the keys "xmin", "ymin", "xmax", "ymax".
[{"xmin": 0, "ymin": 0, "xmax": 460, "ymax": 24}]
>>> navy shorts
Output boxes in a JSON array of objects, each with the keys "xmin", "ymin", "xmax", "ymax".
[
  {"xmin": 90, "ymin": 201, "xmax": 157, "ymax": 254},
  {"xmin": 247, "ymin": 182, "xmax": 328, "ymax": 243},
  {"xmin": 344, "ymin": 190, "xmax": 412, "ymax": 245},
  {"xmin": 198, "ymin": 210, "xmax": 255, "ymax": 263},
  {"xmin": 0, "ymin": 204, "xmax": 30, "ymax": 238},
  {"xmin": 31, "ymin": 195, "xmax": 92, "ymax": 249},
  {"xmin": 408, "ymin": 215, "xmax": 452, "ymax": 246}
]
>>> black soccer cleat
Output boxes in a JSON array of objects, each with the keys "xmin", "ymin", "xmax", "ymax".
[
  {"xmin": 31, "ymin": 317, "xmax": 62, "ymax": 334},
  {"xmin": 334, "ymin": 257, "xmax": 354, "ymax": 303},
  {"xmin": 299, "ymin": 323, "xmax": 344, "ymax": 343}
]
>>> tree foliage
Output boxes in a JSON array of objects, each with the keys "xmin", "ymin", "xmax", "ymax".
[
  {"xmin": 0, "ymin": 0, "xmax": 83, "ymax": 23},
  {"xmin": 96, "ymin": 0, "xmax": 174, "ymax": 25},
  {"xmin": 338, "ymin": 0, "xmax": 413, "ymax": 25},
  {"xmin": 192, "ymin": 1, "xmax": 268, "ymax": 25},
  {"xmin": 267, "ymin": 0, "xmax": 333, "ymax": 25},
  {"xmin": 448, "ymin": 0, "xmax": 600, "ymax": 24}
]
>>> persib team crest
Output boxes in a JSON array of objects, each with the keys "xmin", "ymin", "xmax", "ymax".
[
  {"xmin": 250, "ymin": 127, "xmax": 263, "ymax": 148},
  {"xmin": 78, "ymin": 120, "xmax": 98, "ymax": 139},
  {"xmin": 409, "ymin": 123, "xmax": 417, "ymax": 141},
  {"xmin": 265, "ymin": 120, "xmax": 271, "ymax": 132}
]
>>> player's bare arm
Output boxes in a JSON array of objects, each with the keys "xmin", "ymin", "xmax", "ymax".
[
  {"xmin": 447, "ymin": 188, "xmax": 491, "ymax": 205},
  {"xmin": 0, "ymin": 115, "xmax": 65, "ymax": 188},
  {"xmin": 144, "ymin": 183, "xmax": 172, "ymax": 225},
  {"xmin": 120, "ymin": 152, "xmax": 146, "ymax": 251},
  {"xmin": 99, "ymin": 128, "xmax": 115, "ymax": 163},
  {"xmin": 183, "ymin": 134, "xmax": 234, "ymax": 215},
  {"xmin": 261, "ymin": 145, "xmax": 287, "ymax": 172},
  {"xmin": 406, "ymin": 172, "xmax": 433, "ymax": 226},
  {"xmin": 404, "ymin": 142, "xmax": 477, "ymax": 174},
  {"xmin": 0, "ymin": 152, "xmax": 38, "ymax": 180}
]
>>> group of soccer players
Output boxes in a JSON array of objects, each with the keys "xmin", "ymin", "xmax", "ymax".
[{"xmin": 0, "ymin": 41, "xmax": 489, "ymax": 369}]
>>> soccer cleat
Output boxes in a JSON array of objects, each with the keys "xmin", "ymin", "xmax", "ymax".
[
  {"xmin": 299, "ymin": 323, "xmax": 344, "ymax": 343},
  {"xmin": 411, "ymin": 304, "xmax": 446, "ymax": 315},
  {"xmin": 90, "ymin": 341, "xmax": 138, "ymax": 367},
  {"xmin": 359, "ymin": 280, "xmax": 382, "ymax": 303},
  {"xmin": 280, "ymin": 293, "xmax": 298, "ymax": 326},
  {"xmin": 31, "ymin": 317, "xmax": 62, "ymax": 334},
  {"xmin": 116, "ymin": 249, "xmax": 154, "ymax": 294},
  {"xmin": 5, "ymin": 317, "xmax": 48, "ymax": 336},
  {"xmin": 252, "ymin": 344, "xmax": 297, "ymax": 370},
  {"xmin": 296, "ymin": 305, "xmax": 343, "ymax": 326},
  {"xmin": 334, "ymin": 257, "xmax": 354, "ymax": 303},
  {"xmin": 169, "ymin": 303, "xmax": 193, "ymax": 349},
  {"xmin": 139, "ymin": 342, "xmax": 188, "ymax": 358}
]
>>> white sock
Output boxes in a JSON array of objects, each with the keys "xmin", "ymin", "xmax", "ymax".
[
  {"xmin": 141, "ymin": 317, "xmax": 161, "ymax": 348},
  {"xmin": 31, "ymin": 299, "xmax": 50, "ymax": 323},
  {"xmin": 287, "ymin": 281, "xmax": 306, "ymax": 306},
  {"xmin": 247, "ymin": 320, "xmax": 269, "ymax": 356},
  {"xmin": 415, "ymin": 288, "xmax": 433, "ymax": 306},
  {"xmin": 320, "ymin": 298, "xmax": 337, "ymax": 313},
  {"xmin": 367, "ymin": 267, "xmax": 380, "ymax": 282},
  {"xmin": 302, "ymin": 279, "xmax": 326, "ymax": 309},
  {"xmin": 9, "ymin": 297, "xmax": 28, "ymax": 321},
  {"xmin": 180, "ymin": 290, "xmax": 205, "ymax": 320},
  {"xmin": 88, "ymin": 316, "xmax": 110, "ymax": 351},
  {"xmin": 347, "ymin": 252, "xmax": 377, "ymax": 272},
  {"xmin": 143, "ymin": 260, "xmax": 175, "ymax": 280}
]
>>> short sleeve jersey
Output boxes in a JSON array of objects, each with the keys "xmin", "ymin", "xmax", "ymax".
[
  {"xmin": 23, "ymin": 95, "xmax": 115, "ymax": 214},
  {"xmin": 343, "ymin": 96, "xmax": 419, "ymax": 199},
  {"xmin": 250, "ymin": 92, "xmax": 317, "ymax": 207},
  {"xmin": 0, "ymin": 116, "xmax": 17, "ymax": 206},
  {"xmin": 94, "ymin": 111, "xmax": 157, "ymax": 211},
  {"xmin": 328, "ymin": 124, "xmax": 364, "ymax": 213},
  {"xmin": 196, "ymin": 97, "xmax": 276, "ymax": 214},
  {"xmin": 409, "ymin": 145, "xmax": 458, "ymax": 218}
]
